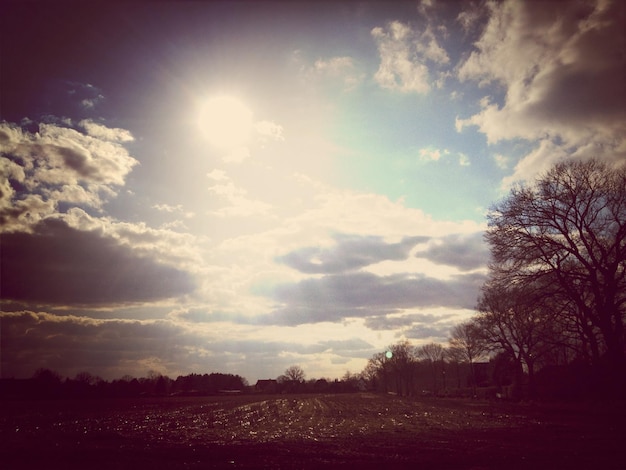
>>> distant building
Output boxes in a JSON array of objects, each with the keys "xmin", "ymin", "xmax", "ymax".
[{"xmin": 254, "ymin": 379, "xmax": 278, "ymax": 393}]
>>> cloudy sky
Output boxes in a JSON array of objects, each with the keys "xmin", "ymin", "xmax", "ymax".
[{"xmin": 1, "ymin": 0, "xmax": 624, "ymax": 382}]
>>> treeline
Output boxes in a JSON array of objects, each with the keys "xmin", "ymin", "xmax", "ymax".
[
  {"xmin": 360, "ymin": 339, "xmax": 600, "ymax": 401},
  {"xmin": 0, "ymin": 369, "xmax": 248, "ymax": 400}
]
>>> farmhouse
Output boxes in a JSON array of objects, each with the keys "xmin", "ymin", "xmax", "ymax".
[{"xmin": 254, "ymin": 379, "xmax": 278, "ymax": 393}]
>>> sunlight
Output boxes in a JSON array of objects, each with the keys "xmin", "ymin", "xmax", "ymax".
[{"xmin": 199, "ymin": 95, "xmax": 253, "ymax": 149}]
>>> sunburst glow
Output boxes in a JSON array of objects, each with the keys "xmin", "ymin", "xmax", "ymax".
[{"xmin": 199, "ymin": 95, "xmax": 253, "ymax": 149}]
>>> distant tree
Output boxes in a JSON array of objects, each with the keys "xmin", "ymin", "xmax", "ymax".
[
  {"xmin": 416, "ymin": 343, "xmax": 446, "ymax": 394},
  {"xmin": 33, "ymin": 368, "xmax": 62, "ymax": 383},
  {"xmin": 477, "ymin": 277, "xmax": 558, "ymax": 399},
  {"xmin": 444, "ymin": 346, "xmax": 465, "ymax": 390},
  {"xmin": 74, "ymin": 371, "xmax": 100, "ymax": 385},
  {"xmin": 363, "ymin": 352, "xmax": 390, "ymax": 392},
  {"xmin": 388, "ymin": 341, "xmax": 416, "ymax": 396},
  {"xmin": 283, "ymin": 365, "xmax": 305, "ymax": 383},
  {"xmin": 32, "ymin": 368, "xmax": 63, "ymax": 398},
  {"xmin": 449, "ymin": 321, "xmax": 487, "ymax": 395}
]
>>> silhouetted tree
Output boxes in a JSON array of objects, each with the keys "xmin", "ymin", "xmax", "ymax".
[
  {"xmin": 477, "ymin": 277, "xmax": 558, "ymax": 399},
  {"xmin": 486, "ymin": 159, "xmax": 626, "ymax": 395},
  {"xmin": 363, "ymin": 352, "xmax": 390, "ymax": 392},
  {"xmin": 282, "ymin": 365, "xmax": 305, "ymax": 382},
  {"xmin": 449, "ymin": 321, "xmax": 487, "ymax": 395},
  {"xmin": 416, "ymin": 343, "xmax": 446, "ymax": 395}
]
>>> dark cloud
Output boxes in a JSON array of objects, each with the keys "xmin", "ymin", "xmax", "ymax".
[
  {"xmin": 277, "ymin": 234, "xmax": 428, "ymax": 274},
  {"xmin": 415, "ymin": 232, "xmax": 489, "ymax": 271},
  {"xmin": 364, "ymin": 312, "xmax": 458, "ymax": 340},
  {"xmin": 364, "ymin": 312, "xmax": 454, "ymax": 331},
  {"xmin": 0, "ymin": 218, "xmax": 195, "ymax": 305},
  {"xmin": 260, "ymin": 271, "xmax": 485, "ymax": 325},
  {"xmin": 172, "ymin": 309, "xmax": 256, "ymax": 325},
  {"xmin": 403, "ymin": 323, "xmax": 452, "ymax": 341},
  {"xmin": 0, "ymin": 311, "xmax": 189, "ymax": 379},
  {"xmin": 0, "ymin": 311, "xmax": 376, "ymax": 380},
  {"xmin": 518, "ymin": 1, "xmax": 625, "ymax": 127}
]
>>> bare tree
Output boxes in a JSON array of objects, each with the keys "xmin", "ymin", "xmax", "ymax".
[
  {"xmin": 282, "ymin": 365, "xmax": 305, "ymax": 383},
  {"xmin": 364, "ymin": 351, "xmax": 391, "ymax": 393},
  {"xmin": 477, "ymin": 277, "xmax": 558, "ymax": 399},
  {"xmin": 486, "ymin": 159, "xmax": 626, "ymax": 393},
  {"xmin": 388, "ymin": 340, "xmax": 415, "ymax": 396},
  {"xmin": 416, "ymin": 342, "xmax": 446, "ymax": 394},
  {"xmin": 449, "ymin": 321, "xmax": 487, "ymax": 395}
]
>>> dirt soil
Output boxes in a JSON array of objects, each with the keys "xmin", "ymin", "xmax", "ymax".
[{"xmin": 1, "ymin": 393, "xmax": 624, "ymax": 469}]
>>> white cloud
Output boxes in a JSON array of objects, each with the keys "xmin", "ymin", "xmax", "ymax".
[
  {"xmin": 254, "ymin": 120, "xmax": 284, "ymax": 142},
  {"xmin": 207, "ymin": 169, "xmax": 273, "ymax": 217},
  {"xmin": 372, "ymin": 22, "xmax": 431, "ymax": 94},
  {"xmin": 418, "ymin": 147, "xmax": 469, "ymax": 166},
  {"xmin": 0, "ymin": 121, "xmax": 137, "ymax": 232},
  {"xmin": 457, "ymin": 0, "xmax": 626, "ymax": 181},
  {"xmin": 297, "ymin": 54, "xmax": 365, "ymax": 92},
  {"xmin": 153, "ymin": 203, "xmax": 183, "ymax": 213},
  {"xmin": 419, "ymin": 147, "xmax": 445, "ymax": 161},
  {"xmin": 371, "ymin": 19, "xmax": 450, "ymax": 94},
  {"xmin": 80, "ymin": 119, "xmax": 134, "ymax": 142},
  {"xmin": 221, "ymin": 146, "xmax": 251, "ymax": 163},
  {"xmin": 493, "ymin": 154, "xmax": 509, "ymax": 169},
  {"xmin": 500, "ymin": 139, "xmax": 568, "ymax": 189},
  {"xmin": 456, "ymin": 2, "xmax": 487, "ymax": 33}
]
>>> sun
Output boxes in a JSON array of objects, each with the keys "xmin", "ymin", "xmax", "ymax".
[{"xmin": 199, "ymin": 95, "xmax": 253, "ymax": 150}]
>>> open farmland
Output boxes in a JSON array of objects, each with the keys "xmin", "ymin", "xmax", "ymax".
[{"xmin": 1, "ymin": 393, "xmax": 624, "ymax": 469}]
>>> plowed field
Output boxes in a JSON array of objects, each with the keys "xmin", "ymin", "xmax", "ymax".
[{"xmin": 1, "ymin": 393, "xmax": 623, "ymax": 469}]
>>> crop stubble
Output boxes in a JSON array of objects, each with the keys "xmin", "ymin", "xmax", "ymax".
[{"xmin": 1, "ymin": 393, "xmax": 623, "ymax": 469}]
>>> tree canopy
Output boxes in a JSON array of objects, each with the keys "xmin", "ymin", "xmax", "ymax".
[{"xmin": 484, "ymin": 159, "xmax": 626, "ymax": 395}]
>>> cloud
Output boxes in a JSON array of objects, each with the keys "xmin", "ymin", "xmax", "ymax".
[
  {"xmin": 277, "ymin": 234, "xmax": 428, "ymax": 274},
  {"xmin": 415, "ymin": 232, "xmax": 489, "ymax": 272},
  {"xmin": 0, "ymin": 120, "xmax": 137, "ymax": 231},
  {"xmin": 294, "ymin": 53, "xmax": 365, "ymax": 92},
  {"xmin": 364, "ymin": 311, "xmax": 467, "ymax": 342},
  {"xmin": 372, "ymin": 20, "xmax": 449, "ymax": 93},
  {"xmin": 197, "ymin": 182, "xmax": 485, "ymax": 323},
  {"xmin": 0, "ymin": 310, "xmax": 376, "ymax": 380},
  {"xmin": 418, "ymin": 147, "xmax": 471, "ymax": 166},
  {"xmin": 312, "ymin": 56, "xmax": 365, "ymax": 91},
  {"xmin": 458, "ymin": 153, "xmax": 470, "ymax": 166},
  {"xmin": 0, "ymin": 218, "xmax": 195, "ymax": 306},
  {"xmin": 0, "ymin": 311, "xmax": 192, "ymax": 379},
  {"xmin": 153, "ymin": 203, "xmax": 182, "ymax": 213},
  {"xmin": 79, "ymin": 119, "xmax": 134, "ymax": 142},
  {"xmin": 500, "ymin": 139, "xmax": 569, "ymax": 189},
  {"xmin": 261, "ymin": 271, "xmax": 485, "ymax": 326},
  {"xmin": 364, "ymin": 312, "xmax": 453, "ymax": 331},
  {"xmin": 493, "ymin": 153, "xmax": 509, "ymax": 169},
  {"xmin": 254, "ymin": 120, "xmax": 285, "ymax": 142},
  {"xmin": 403, "ymin": 323, "xmax": 452, "ymax": 341},
  {"xmin": 419, "ymin": 147, "xmax": 447, "ymax": 162},
  {"xmin": 207, "ymin": 169, "xmax": 273, "ymax": 217},
  {"xmin": 456, "ymin": 2, "xmax": 488, "ymax": 34},
  {"xmin": 457, "ymin": 0, "xmax": 626, "ymax": 180}
]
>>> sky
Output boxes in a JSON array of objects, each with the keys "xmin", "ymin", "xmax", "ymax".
[{"xmin": 1, "ymin": 0, "xmax": 625, "ymax": 382}]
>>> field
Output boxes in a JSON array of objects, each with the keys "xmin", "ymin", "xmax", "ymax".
[{"xmin": 1, "ymin": 393, "xmax": 624, "ymax": 469}]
